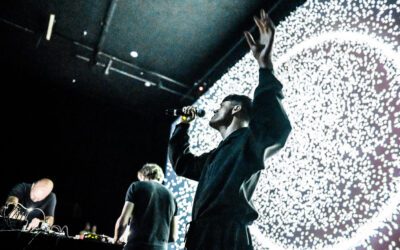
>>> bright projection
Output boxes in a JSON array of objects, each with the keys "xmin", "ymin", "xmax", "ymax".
[{"xmin": 165, "ymin": 0, "xmax": 400, "ymax": 249}]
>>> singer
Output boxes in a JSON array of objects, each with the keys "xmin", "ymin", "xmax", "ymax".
[{"xmin": 168, "ymin": 9, "xmax": 292, "ymax": 250}]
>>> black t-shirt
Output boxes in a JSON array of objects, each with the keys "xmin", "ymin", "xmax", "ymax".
[
  {"xmin": 9, "ymin": 183, "xmax": 57, "ymax": 222},
  {"xmin": 124, "ymin": 181, "xmax": 177, "ymax": 250}
]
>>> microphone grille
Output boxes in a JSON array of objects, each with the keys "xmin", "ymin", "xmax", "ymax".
[{"xmin": 197, "ymin": 109, "xmax": 206, "ymax": 117}]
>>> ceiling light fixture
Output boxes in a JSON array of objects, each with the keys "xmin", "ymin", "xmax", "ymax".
[{"xmin": 130, "ymin": 51, "xmax": 138, "ymax": 58}]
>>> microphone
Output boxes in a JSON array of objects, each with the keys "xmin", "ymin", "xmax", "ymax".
[{"xmin": 165, "ymin": 108, "xmax": 205, "ymax": 117}]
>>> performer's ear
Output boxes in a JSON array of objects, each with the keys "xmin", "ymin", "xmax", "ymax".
[{"xmin": 232, "ymin": 105, "xmax": 242, "ymax": 115}]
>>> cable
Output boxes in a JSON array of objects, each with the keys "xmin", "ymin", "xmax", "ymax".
[
  {"xmin": 16, "ymin": 202, "xmax": 28, "ymax": 210},
  {"xmin": 1, "ymin": 204, "xmax": 12, "ymax": 229},
  {"xmin": 61, "ymin": 225, "xmax": 69, "ymax": 237},
  {"xmin": 50, "ymin": 225, "xmax": 62, "ymax": 232},
  {"xmin": 3, "ymin": 203, "xmax": 28, "ymax": 230},
  {"xmin": 20, "ymin": 206, "xmax": 48, "ymax": 231},
  {"xmin": 26, "ymin": 207, "xmax": 46, "ymax": 221},
  {"xmin": 1, "ymin": 204, "xmax": 7, "ymax": 217},
  {"xmin": 2, "ymin": 203, "xmax": 47, "ymax": 231}
]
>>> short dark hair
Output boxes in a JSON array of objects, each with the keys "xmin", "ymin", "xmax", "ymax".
[{"xmin": 222, "ymin": 94, "xmax": 252, "ymax": 121}]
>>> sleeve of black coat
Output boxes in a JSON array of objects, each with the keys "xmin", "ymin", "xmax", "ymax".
[
  {"xmin": 249, "ymin": 68, "xmax": 292, "ymax": 159},
  {"xmin": 168, "ymin": 123, "xmax": 210, "ymax": 181}
]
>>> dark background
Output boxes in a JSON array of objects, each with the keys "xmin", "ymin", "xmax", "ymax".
[{"xmin": 0, "ymin": 46, "xmax": 174, "ymax": 236}]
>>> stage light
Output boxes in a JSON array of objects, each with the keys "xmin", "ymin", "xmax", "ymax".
[
  {"xmin": 130, "ymin": 51, "xmax": 139, "ymax": 58},
  {"xmin": 45, "ymin": 14, "xmax": 55, "ymax": 41}
]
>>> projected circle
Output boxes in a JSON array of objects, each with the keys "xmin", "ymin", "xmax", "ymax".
[
  {"xmin": 253, "ymin": 38, "xmax": 400, "ymax": 249},
  {"xmin": 165, "ymin": 0, "xmax": 400, "ymax": 249}
]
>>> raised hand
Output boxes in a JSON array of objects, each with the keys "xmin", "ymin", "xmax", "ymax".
[{"xmin": 244, "ymin": 9, "xmax": 275, "ymax": 69}]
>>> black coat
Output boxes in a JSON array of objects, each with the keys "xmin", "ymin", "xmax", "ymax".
[{"xmin": 168, "ymin": 68, "xmax": 292, "ymax": 250}]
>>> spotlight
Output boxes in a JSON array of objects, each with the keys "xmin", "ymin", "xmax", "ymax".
[
  {"xmin": 130, "ymin": 51, "xmax": 139, "ymax": 58},
  {"xmin": 46, "ymin": 14, "xmax": 56, "ymax": 41},
  {"xmin": 104, "ymin": 60, "xmax": 113, "ymax": 75}
]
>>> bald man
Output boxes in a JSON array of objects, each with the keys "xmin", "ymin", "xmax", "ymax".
[{"xmin": 3, "ymin": 178, "xmax": 57, "ymax": 230}]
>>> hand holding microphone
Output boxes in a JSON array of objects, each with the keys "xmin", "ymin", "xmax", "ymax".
[{"xmin": 165, "ymin": 106, "xmax": 205, "ymax": 123}]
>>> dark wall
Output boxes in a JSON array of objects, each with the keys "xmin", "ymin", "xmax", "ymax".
[{"xmin": 0, "ymin": 35, "xmax": 173, "ymax": 237}]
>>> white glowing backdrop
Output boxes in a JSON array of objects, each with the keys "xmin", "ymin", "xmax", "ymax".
[{"xmin": 165, "ymin": 0, "xmax": 400, "ymax": 249}]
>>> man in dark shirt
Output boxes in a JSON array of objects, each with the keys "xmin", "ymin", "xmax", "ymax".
[
  {"xmin": 114, "ymin": 163, "xmax": 178, "ymax": 250},
  {"xmin": 1, "ymin": 178, "xmax": 57, "ymax": 230},
  {"xmin": 168, "ymin": 10, "xmax": 292, "ymax": 250}
]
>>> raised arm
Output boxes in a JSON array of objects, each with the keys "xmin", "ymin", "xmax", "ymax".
[
  {"xmin": 244, "ymin": 9, "xmax": 275, "ymax": 70},
  {"xmin": 244, "ymin": 10, "xmax": 292, "ymax": 158}
]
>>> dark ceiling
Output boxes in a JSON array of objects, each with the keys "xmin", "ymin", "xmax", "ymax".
[
  {"xmin": 0, "ymin": 0, "xmax": 305, "ymax": 114},
  {"xmin": 0, "ymin": 0, "xmax": 305, "ymax": 236}
]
